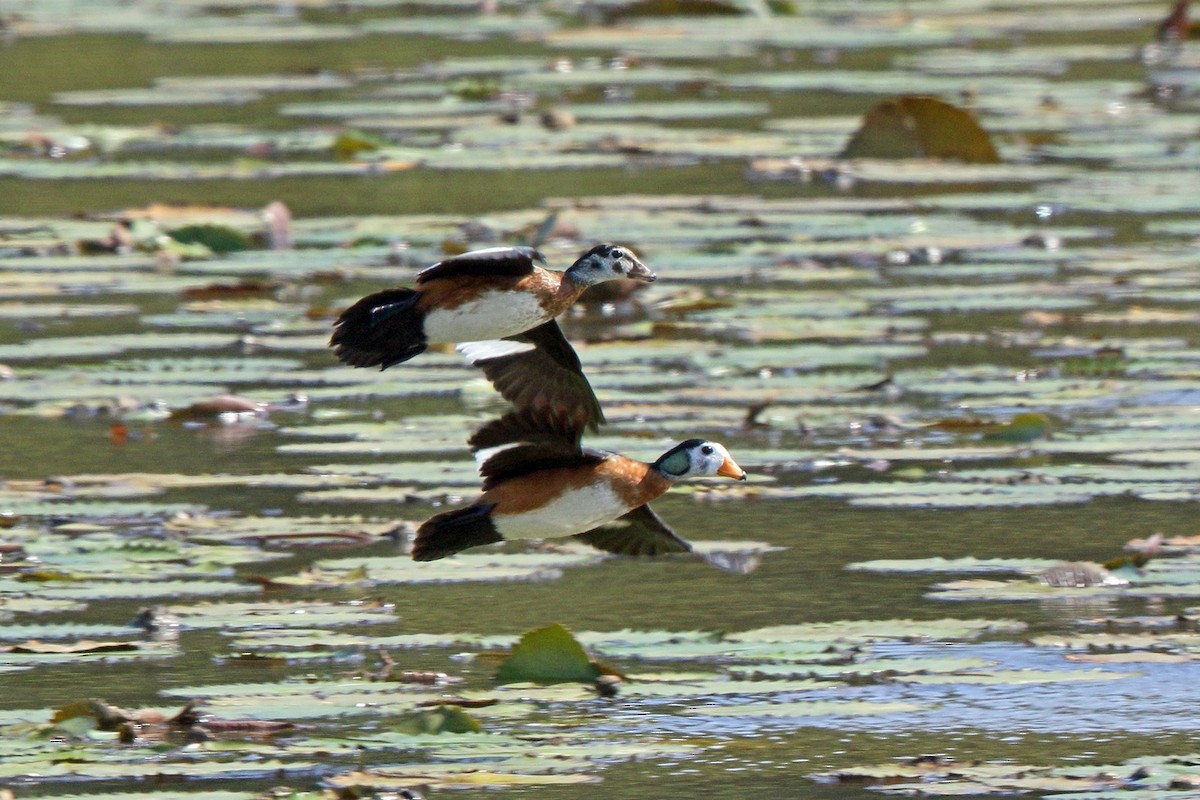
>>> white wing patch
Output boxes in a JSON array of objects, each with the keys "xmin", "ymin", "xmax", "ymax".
[
  {"xmin": 457, "ymin": 339, "xmax": 536, "ymax": 363},
  {"xmin": 473, "ymin": 443, "xmax": 519, "ymax": 470}
]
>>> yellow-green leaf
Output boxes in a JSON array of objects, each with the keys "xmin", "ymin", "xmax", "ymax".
[{"xmin": 495, "ymin": 624, "xmax": 600, "ymax": 685}]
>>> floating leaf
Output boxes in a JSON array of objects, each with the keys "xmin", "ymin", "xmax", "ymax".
[
  {"xmin": 328, "ymin": 767, "xmax": 595, "ymax": 790},
  {"xmin": 162, "ymin": 600, "xmax": 398, "ymax": 630},
  {"xmin": 610, "ymin": 0, "xmax": 745, "ymax": 18},
  {"xmin": 6, "ymin": 639, "xmax": 141, "ymax": 655},
  {"xmin": 847, "ymin": 557, "xmax": 1061, "ymax": 575}
]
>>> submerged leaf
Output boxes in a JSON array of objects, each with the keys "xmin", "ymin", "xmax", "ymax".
[
  {"xmin": 391, "ymin": 705, "xmax": 483, "ymax": 735},
  {"xmin": 980, "ymin": 412, "xmax": 1053, "ymax": 443}
]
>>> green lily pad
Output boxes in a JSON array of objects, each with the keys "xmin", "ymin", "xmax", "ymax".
[
  {"xmin": 163, "ymin": 600, "xmax": 399, "ymax": 630},
  {"xmin": 327, "ymin": 767, "xmax": 595, "ymax": 789},
  {"xmin": 495, "ymin": 624, "xmax": 602, "ymax": 685},
  {"xmin": 898, "ymin": 668, "xmax": 1130, "ymax": 685},
  {"xmin": 847, "ymin": 557, "xmax": 1063, "ymax": 575}
]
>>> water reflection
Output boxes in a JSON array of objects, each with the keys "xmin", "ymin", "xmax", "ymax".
[
  {"xmin": 179, "ymin": 416, "xmax": 271, "ymax": 449},
  {"xmin": 639, "ymin": 642, "xmax": 1200, "ymax": 737},
  {"xmin": 1034, "ymin": 596, "xmax": 1121, "ymax": 625}
]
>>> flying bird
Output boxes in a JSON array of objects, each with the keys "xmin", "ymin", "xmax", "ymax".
[
  {"xmin": 330, "ymin": 244, "xmax": 655, "ymax": 431},
  {"xmin": 412, "ymin": 407, "xmax": 757, "ymax": 573}
]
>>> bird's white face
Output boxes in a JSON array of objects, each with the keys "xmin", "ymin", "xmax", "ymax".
[
  {"xmin": 658, "ymin": 440, "xmax": 746, "ymax": 480},
  {"xmin": 567, "ymin": 244, "xmax": 657, "ymax": 286},
  {"xmin": 687, "ymin": 441, "xmax": 745, "ymax": 479}
]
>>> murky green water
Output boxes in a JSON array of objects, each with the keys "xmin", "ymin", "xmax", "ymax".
[{"xmin": 4, "ymin": 3, "xmax": 1200, "ymax": 798}]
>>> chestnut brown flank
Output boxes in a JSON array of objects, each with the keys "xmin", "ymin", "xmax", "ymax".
[
  {"xmin": 481, "ymin": 456, "xmax": 673, "ymax": 518},
  {"xmin": 415, "ymin": 269, "xmax": 584, "ymax": 315}
]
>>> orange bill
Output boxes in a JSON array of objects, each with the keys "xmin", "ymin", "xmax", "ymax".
[{"xmin": 717, "ymin": 456, "xmax": 747, "ymax": 481}]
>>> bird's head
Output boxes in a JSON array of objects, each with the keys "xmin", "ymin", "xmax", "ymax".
[
  {"xmin": 565, "ymin": 244, "xmax": 656, "ymax": 286},
  {"xmin": 654, "ymin": 439, "xmax": 746, "ymax": 481}
]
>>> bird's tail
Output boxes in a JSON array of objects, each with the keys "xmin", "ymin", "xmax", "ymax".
[
  {"xmin": 330, "ymin": 288, "xmax": 427, "ymax": 369},
  {"xmin": 412, "ymin": 503, "xmax": 502, "ymax": 561}
]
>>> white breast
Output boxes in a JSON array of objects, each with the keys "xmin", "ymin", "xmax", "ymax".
[
  {"xmin": 493, "ymin": 482, "xmax": 629, "ymax": 540},
  {"xmin": 422, "ymin": 290, "xmax": 549, "ymax": 344}
]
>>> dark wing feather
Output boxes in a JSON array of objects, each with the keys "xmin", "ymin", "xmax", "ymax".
[
  {"xmin": 416, "ymin": 246, "xmax": 544, "ymax": 284},
  {"xmin": 576, "ymin": 504, "xmax": 691, "ymax": 556},
  {"xmin": 465, "ymin": 321, "xmax": 605, "ymax": 433},
  {"xmin": 329, "ymin": 287, "xmax": 425, "ymax": 369},
  {"xmin": 470, "ymin": 405, "xmax": 585, "ymax": 452},
  {"xmin": 471, "ymin": 405, "xmax": 603, "ymax": 490},
  {"xmin": 576, "ymin": 504, "xmax": 760, "ymax": 574},
  {"xmin": 479, "ymin": 445, "xmax": 606, "ymax": 491}
]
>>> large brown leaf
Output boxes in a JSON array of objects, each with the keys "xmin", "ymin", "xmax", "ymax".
[{"xmin": 841, "ymin": 95, "xmax": 1000, "ymax": 163}]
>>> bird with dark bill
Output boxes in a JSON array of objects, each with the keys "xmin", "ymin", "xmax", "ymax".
[
  {"xmin": 330, "ymin": 244, "xmax": 654, "ymax": 431},
  {"xmin": 412, "ymin": 408, "xmax": 758, "ymax": 574}
]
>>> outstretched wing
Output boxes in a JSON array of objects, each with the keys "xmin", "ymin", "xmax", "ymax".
[
  {"xmin": 416, "ymin": 246, "xmax": 544, "ymax": 284},
  {"xmin": 470, "ymin": 406, "xmax": 603, "ymax": 491},
  {"xmin": 470, "ymin": 404, "xmax": 585, "ymax": 452},
  {"xmin": 459, "ymin": 320, "xmax": 605, "ymax": 433},
  {"xmin": 576, "ymin": 504, "xmax": 760, "ymax": 574},
  {"xmin": 576, "ymin": 504, "xmax": 689, "ymax": 556}
]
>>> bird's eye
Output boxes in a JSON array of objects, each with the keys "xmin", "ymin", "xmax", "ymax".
[
  {"xmin": 701, "ymin": 445, "xmax": 714, "ymax": 455},
  {"xmin": 610, "ymin": 248, "xmax": 624, "ymax": 259}
]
